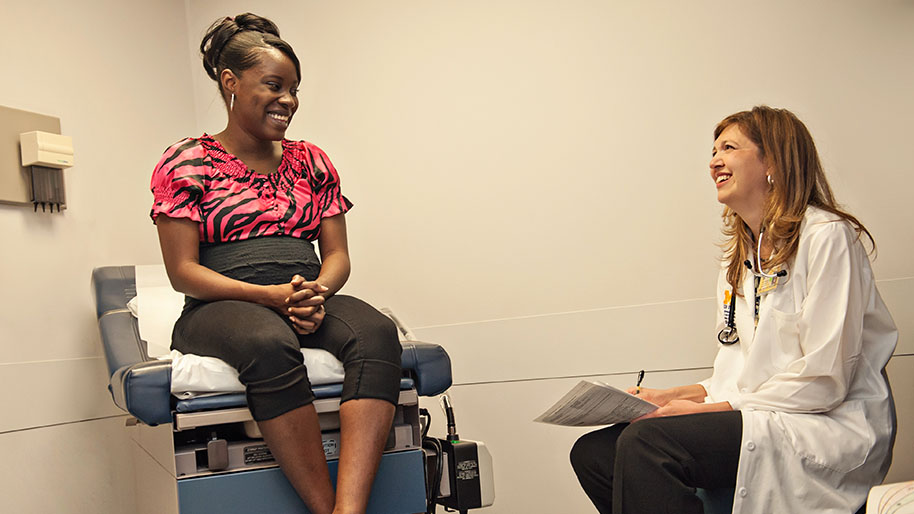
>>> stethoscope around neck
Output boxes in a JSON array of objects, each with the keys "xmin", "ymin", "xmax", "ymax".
[{"xmin": 717, "ymin": 231, "xmax": 788, "ymax": 346}]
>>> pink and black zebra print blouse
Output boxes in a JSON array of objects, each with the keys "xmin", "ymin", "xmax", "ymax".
[{"xmin": 150, "ymin": 134, "xmax": 352, "ymax": 243}]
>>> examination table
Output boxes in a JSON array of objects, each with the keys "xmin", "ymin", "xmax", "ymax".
[{"xmin": 93, "ymin": 265, "xmax": 452, "ymax": 514}]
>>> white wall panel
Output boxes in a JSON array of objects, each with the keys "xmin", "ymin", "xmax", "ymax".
[
  {"xmin": 0, "ymin": 416, "xmax": 135, "ymax": 514},
  {"xmin": 0, "ymin": 358, "xmax": 124, "ymax": 433},
  {"xmin": 414, "ymin": 278, "xmax": 910, "ymax": 387},
  {"xmin": 414, "ymin": 298, "xmax": 718, "ymax": 384}
]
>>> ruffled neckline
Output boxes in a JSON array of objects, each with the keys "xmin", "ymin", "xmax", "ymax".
[{"xmin": 198, "ymin": 133, "xmax": 299, "ymax": 190}]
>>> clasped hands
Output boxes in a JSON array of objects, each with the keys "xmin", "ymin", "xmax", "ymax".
[{"xmin": 277, "ymin": 275, "xmax": 328, "ymax": 335}]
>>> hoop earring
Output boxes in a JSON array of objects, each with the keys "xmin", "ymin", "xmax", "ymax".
[
  {"xmin": 230, "ymin": 93, "xmax": 235, "ymax": 111},
  {"xmin": 767, "ymin": 175, "xmax": 774, "ymax": 185}
]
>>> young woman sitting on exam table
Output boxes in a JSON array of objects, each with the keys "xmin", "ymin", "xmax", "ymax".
[
  {"xmin": 570, "ymin": 106, "xmax": 897, "ymax": 514},
  {"xmin": 149, "ymin": 13, "xmax": 402, "ymax": 514}
]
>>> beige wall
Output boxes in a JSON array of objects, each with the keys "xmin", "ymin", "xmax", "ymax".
[
  {"xmin": 1, "ymin": 1, "xmax": 911, "ymax": 512},
  {"xmin": 185, "ymin": 2, "xmax": 914, "ymax": 512}
]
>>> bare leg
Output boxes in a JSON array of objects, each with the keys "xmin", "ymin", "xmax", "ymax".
[
  {"xmin": 258, "ymin": 404, "xmax": 335, "ymax": 514},
  {"xmin": 332, "ymin": 398, "xmax": 397, "ymax": 514}
]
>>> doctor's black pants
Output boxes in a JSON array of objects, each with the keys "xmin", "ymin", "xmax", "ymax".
[{"xmin": 570, "ymin": 411, "xmax": 742, "ymax": 514}]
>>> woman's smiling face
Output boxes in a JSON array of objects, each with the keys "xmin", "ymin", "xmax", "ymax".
[
  {"xmin": 229, "ymin": 47, "xmax": 299, "ymax": 141},
  {"xmin": 709, "ymin": 124, "xmax": 770, "ymax": 219}
]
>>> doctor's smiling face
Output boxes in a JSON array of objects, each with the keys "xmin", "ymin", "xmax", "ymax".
[{"xmin": 710, "ymin": 124, "xmax": 770, "ymax": 221}]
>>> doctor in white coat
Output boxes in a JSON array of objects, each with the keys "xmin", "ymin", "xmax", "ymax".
[{"xmin": 571, "ymin": 105, "xmax": 897, "ymax": 514}]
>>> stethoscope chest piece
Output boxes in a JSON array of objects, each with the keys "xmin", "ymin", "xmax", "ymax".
[
  {"xmin": 718, "ymin": 325, "xmax": 739, "ymax": 345},
  {"xmin": 718, "ymin": 290, "xmax": 740, "ymax": 345}
]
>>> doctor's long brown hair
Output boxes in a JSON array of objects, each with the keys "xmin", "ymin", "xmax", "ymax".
[{"xmin": 717, "ymin": 106, "xmax": 874, "ymax": 293}]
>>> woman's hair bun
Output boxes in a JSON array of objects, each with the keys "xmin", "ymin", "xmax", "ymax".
[
  {"xmin": 200, "ymin": 13, "xmax": 291, "ymax": 82},
  {"xmin": 231, "ymin": 13, "xmax": 281, "ymax": 38}
]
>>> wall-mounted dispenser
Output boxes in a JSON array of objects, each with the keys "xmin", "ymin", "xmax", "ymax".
[
  {"xmin": 20, "ymin": 131, "xmax": 74, "ymax": 212},
  {"xmin": 20, "ymin": 131, "xmax": 74, "ymax": 168},
  {"xmin": 0, "ymin": 105, "xmax": 73, "ymax": 213}
]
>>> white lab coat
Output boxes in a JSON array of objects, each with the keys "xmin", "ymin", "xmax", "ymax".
[{"xmin": 700, "ymin": 207, "xmax": 897, "ymax": 514}]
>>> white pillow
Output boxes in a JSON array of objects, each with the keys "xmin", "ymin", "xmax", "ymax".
[{"xmin": 168, "ymin": 348, "xmax": 344, "ymax": 399}]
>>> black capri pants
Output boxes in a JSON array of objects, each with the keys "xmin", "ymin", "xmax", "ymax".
[
  {"xmin": 570, "ymin": 411, "xmax": 742, "ymax": 514},
  {"xmin": 171, "ymin": 294, "xmax": 402, "ymax": 421}
]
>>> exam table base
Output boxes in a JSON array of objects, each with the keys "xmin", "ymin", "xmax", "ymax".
[
  {"xmin": 178, "ymin": 450, "xmax": 426, "ymax": 514},
  {"xmin": 131, "ymin": 421, "xmax": 426, "ymax": 514},
  {"xmin": 129, "ymin": 389, "xmax": 426, "ymax": 514}
]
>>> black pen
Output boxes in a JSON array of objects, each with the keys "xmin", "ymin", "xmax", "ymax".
[{"xmin": 636, "ymin": 369, "xmax": 645, "ymax": 394}]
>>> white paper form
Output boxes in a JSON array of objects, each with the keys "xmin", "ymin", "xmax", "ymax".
[
  {"xmin": 534, "ymin": 380, "xmax": 658, "ymax": 426},
  {"xmin": 867, "ymin": 481, "xmax": 914, "ymax": 514}
]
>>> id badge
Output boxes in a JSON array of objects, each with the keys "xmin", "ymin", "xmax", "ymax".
[{"xmin": 757, "ymin": 267, "xmax": 782, "ymax": 294}]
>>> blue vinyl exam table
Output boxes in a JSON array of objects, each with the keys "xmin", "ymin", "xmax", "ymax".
[{"xmin": 93, "ymin": 265, "xmax": 453, "ymax": 514}]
